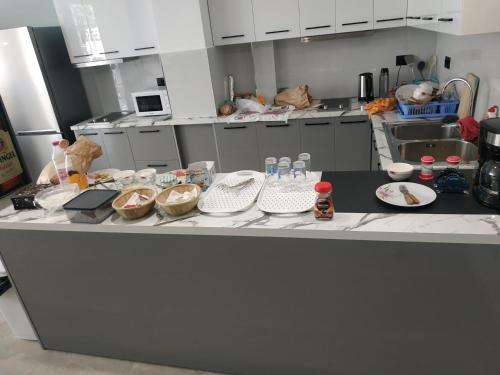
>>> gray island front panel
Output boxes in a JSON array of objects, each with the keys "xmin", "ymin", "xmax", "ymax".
[{"xmin": 1, "ymin": 228, "xmax": 500, "ymax": 375}]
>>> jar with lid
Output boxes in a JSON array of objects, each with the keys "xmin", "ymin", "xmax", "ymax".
[
  {"xmin": 419, "ymin": 156, "xmax": 435, "ymax": 181},
  {"xmin": 314, "ymin": 182, "xmax": 334, "ymax": 220},
  {"xmin": 446, "ymin": 155, "xmax": 461, "ymax": 170}
]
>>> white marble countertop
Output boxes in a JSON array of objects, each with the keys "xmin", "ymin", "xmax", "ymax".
[
  {"xmin": 1, "ymin": 185, "xmax": 498, "ymax": 244},
  {"xmin": 70, "ymin": 108, "xmax": 368, "ymax": 131}
]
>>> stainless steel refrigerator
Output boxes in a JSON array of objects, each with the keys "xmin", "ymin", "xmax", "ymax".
[{"xmin": 0, "ymin": 27, "xmax": 91, "ymax": 181}]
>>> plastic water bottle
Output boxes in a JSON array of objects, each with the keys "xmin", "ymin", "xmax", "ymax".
[{"xmin": 51, "ymin": 140, "xmax": 68, "ymax": 185}]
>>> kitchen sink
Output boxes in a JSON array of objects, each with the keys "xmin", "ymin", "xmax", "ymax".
[
  {"xmin": 389, "ymin": 121, "xmax": 461, "ymax": 141},
  {"xmin": 398, "ymin": 140, "xmax": 478, "ymax": 163},
  {"xmin": 383, "ymin": 120, "xmax": 479, "ymax": 166}
]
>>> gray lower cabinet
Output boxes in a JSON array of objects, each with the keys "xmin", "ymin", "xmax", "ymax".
[
  {"xmin": 256, "ymin": 120, "xmax": 301, "ymax": 162},
  {"xmin": 135, "ymin": 160, "xmax": 181, "ymax": 174},
  {"xmin": 101, "ymin": 130, "xmax": 136, "ymax": 171},
  {"xmin": 299, "ymin": 119, "xmax": 335, "ymax": 172},
  {"xmin": 334, "ymin": 116, "xmax": 372, "ymax": 171},
  {"xmin": 215, "ymin": 123, "xmax": 260, "ymax": 172},
  {"xmin": 127, "ymin": 126, "xmax": 179, "ymax": 162},
  {"xmin": 175, "ymin": 124, "xmax": 220, "ymax": 171},
  {"xmin": 73, "ymin": 129, "xmax": 110, "ymax": 171}
]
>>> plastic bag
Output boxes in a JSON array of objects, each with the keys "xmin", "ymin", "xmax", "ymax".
[{"xmin": 274, "ymin": 85, "xmax": 312, "ymax": 110}]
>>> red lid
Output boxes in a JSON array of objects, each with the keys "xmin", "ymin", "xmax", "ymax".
[
  {"xmin": 52, "ymin": 140, "xmax": 60, "ymax": 146},
  {"xmin": 421, "ymin": 155, "xmax": 435, "ymax": 164},
  {"xmin": 315, "ymin": 182, "xmax": 332, "ymax": 194},
  {"xmin": 446, "ymin": 155, "xmax": 461, "ymax": 164},
  {"xmin": 488, "ymin": 106, "xmax": 498, "ymax": 112}
]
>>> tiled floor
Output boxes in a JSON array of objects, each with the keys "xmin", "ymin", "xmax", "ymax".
[{"xmin": 0, "ymin": 314, "xmax": 224, "ymax": 375}]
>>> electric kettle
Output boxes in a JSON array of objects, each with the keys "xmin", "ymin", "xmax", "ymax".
[{"xmin": 358, "ymin": 73, "xmax": 374, "ymax": 103}]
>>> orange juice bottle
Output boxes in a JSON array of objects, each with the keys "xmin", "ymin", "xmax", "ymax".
[{"xmin": 65, "ymin": 153, "xmax": 88, "ymax": 190}]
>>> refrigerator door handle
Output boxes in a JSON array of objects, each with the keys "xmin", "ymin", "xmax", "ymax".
[{"xmin": 17, "ymin": 130, "xmax": 61, "ymax": 136}]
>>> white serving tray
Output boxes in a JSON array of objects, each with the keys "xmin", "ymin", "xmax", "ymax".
[
  {"xmin": 197, "ymin": 171, "xmax": 265, "ymax": 214},
  {"xmin": 257, "ymin": 172, "xmax": 321, "ymax": 214}
]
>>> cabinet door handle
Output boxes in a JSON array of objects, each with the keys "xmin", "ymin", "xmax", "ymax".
[
  {"xmin": 139, "ymin": 130, "xmax": 161, "ymax": 134},
  {"xmin": 422, "ymin": 17, "xmax": 434, "ymax": 21},
  {"xmin": 147, "ymin": 164, "xmax": 168, "ymax": 168},
  {"xmin": 305, "ymin": 25, "xmax": 331, "ymax": 30},
  {"xmin": 438, "ymin": 18, "xmax": 454, "ymax": 22},
  {"xmin": 265, "ymin": 29, "xmax": 290, "ymax": 35},
  {"xmin": 406, "ymin": 16, "xmax": 421, "ymax": 20},
  {"xmin": 305, "ymin": 122, "xmax": 331, "ymax": 126},
  {"xmin": 134, "ymin": 46, "xmax": 156, "ymax": 51},
  {"xmin": 223, "ymin": 125, "xmax": 247, "ymax": 130},
  {"xmin": 99, "ymin": 51, "xmax": 119, "ymax": 55},
  {"xmin": 103, "ymin": 131, "xmax": 124, "ymax": 135},
  {"xmin": 79, "ymin": 132, "xmax": 98, "ymax": 136},
  {"xmin": 73, "ymin": 53, "xmax": 92, "ymax": 58},
  {"xmin": 342, "ymin": 21, "xmax": 369, "ymax": 26},
  {"xmin": 340, "ymin": 120, "xmax": 368, "ymax": 125},
  {"xmin": 376, "ymin": 17, "xmax": 404, "ymax": 23},
  {"xmin": 265, "ymin": 123, "xmax": 289, "ymax": 128},
  {"xmin": 373, "ymin": 140, "xmax": 378, "ymax": 152},
  {"xmin": 222, "ymin": 34, "xmax": 245, "ymax": 40}
]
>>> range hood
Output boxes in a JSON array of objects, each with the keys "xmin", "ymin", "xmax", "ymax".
[
  {"xmin": 74, "ymin": 57, "xmax": 138, "ymax": 69},
  {"xmin": 301, "ymin": 30, "xmax": 375, "ymax": 43}
]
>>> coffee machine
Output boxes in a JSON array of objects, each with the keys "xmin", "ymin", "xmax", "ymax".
[{"xmin": 474, "ymin": 118, "xmax": 500, "ymax": 209}]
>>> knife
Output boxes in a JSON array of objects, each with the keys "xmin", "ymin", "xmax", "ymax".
[{"xmin": 399, "ymin": 185, "xmax": 420, "ymax": 205}]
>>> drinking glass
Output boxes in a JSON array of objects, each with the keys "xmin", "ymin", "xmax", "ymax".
[
  {"xmin": 298, "ymin": 153, "xmax": 312, "ymax": 176},
  {"xmin": 277, "ymin": 161, "xmax": 291, "ymax": 183},
  {"xmin": 265, "ymin": 157, "xmax": 278, "ymax": 177},
  {"xmin": 293, "ymin": 160, "xmax": 306, "ymax": 181},
  {"xmin": 279, "ymin": 157, "xmax": 292, "ymax": 166}
]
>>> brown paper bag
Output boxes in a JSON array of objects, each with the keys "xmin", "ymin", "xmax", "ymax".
[{"xmin": 274, "ymin": 85, "xmax": 313, "ymax": 110}]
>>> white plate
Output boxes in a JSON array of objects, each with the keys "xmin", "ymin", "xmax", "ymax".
[
  {"xmin": 198, "ymin": 171, "xmax": 265, "ymax": 214},
  {"xmin": 88, "ymin": 169, "xmax": 120, "ymax": 184},
  {"xmin": 376, "ymin": 182, "xmax": 437, "ymax": 208}
]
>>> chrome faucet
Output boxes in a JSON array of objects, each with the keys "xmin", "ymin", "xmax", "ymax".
[{"xmin": 442, "ymin": 77, "xmax": 475, "ymax": 117}]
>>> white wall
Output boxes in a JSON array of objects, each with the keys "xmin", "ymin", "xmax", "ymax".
[
  {"xmin": 274, "ymin": 28, "xmax": 437, "ymax": 99},
  {"xmin": 79, "ymin": 55, "xmax": 165, "ymax": 116},
  {"xmin": 0, "ymin": 0, "xmax": 59, "ymax": 29},
  {"xmin": 436, "ymin": 32, "xmax": 500, "ymax": 119}
]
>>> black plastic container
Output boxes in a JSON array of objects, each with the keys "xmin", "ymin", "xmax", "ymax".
[{"xmin": 63, "ymin": 189, "xmax": 120, "ymax": 224}]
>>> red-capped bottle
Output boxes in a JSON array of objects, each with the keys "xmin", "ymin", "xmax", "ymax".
[{"xmin": 314, "ymin": 182, "xmax": 334, "ymax": 220}]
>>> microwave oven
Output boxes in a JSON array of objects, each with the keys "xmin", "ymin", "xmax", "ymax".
[{"xmin": 132, "ymin": 88, "xmax": 171, "ymax": 117}]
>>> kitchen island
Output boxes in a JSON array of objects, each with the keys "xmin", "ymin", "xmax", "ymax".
[{"xmin": 1, "ymin": 176, "xmax": 500, "ymax": 375}]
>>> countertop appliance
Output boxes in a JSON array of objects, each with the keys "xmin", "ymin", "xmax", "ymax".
[
  {"xmin": 0, "ymin": 27, "xmax": 92, "ymax": 181},
  {"xmin": 474, "ymin": 118, "xmax": 500, "ymax": 209},
  {"xmin": 358, "ymin": 72, "xmax": 374, "ymax": 103},
  {"xmin": 0, "ymin": 97, "xmax": 29, "ymax": 198},
  {"xmin": 132, "ymin": 87, "xmax": 172, "ymax": 117}
]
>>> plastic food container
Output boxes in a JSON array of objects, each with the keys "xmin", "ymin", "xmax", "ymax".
[{"xmin": 63, "ymin": 189, "xmax": 120, "ymax": 224}]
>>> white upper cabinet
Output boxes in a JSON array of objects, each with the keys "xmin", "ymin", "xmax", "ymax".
[
  {"xmin": 253, "ymin": 0, "xmax": 301, "ymax": 41},
  {"xmin": 83, "ymin": 0, "xmax": 132, "ymax": 59},
  {"xmin": 374, "ymin": 0, "xmax": 407, "ymax": 29},
  {"xmin": 208, "ymin": 0, "xmax": 256, "ymax": 46},
  {"xmin": 124, "ymin": 0, "xmax": 160, "ymax": 55},
  {"xmin": 299, "ymin": 0, "xmax": 336, "ymax": 37},
  {"xmin": 336, "ymin": 0, "xmax": 374, "ymax": 33},
  {"xmin": 52, "ymin": 0, "xmax": 94, "ymax": 63},
  {"xmin": 406, "ymin": 0, "xmax": 440, "ymax": 27}
]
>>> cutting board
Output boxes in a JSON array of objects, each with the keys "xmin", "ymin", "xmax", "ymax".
[{"xmin": 458, "ymin": 73, "xmax": 480, "ymax": 119}]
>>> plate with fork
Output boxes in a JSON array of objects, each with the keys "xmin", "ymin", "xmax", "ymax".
[
  {"xmin": 197, "ymin": 171, "xmax": 265, "ymax": 213},
  {"xmin": 376, "ymin": 182, "xmax": 437, "ymax": 208}
]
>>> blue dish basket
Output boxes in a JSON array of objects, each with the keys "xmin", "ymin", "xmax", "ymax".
[{"xmin": 398, "ymin": 99, "xmax": 459, "ymax": 119}]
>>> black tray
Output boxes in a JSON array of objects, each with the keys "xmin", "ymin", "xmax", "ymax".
[{"xmin": 322, "ymin": 171, "xmax": 499, "ymax": 215}]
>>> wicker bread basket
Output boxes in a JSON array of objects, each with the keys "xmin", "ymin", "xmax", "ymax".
[
  {"xmin": 156, "ymin": 184, "xmax": 201, "ymax": 217},
  {"xmin": 112, "ymin": 187, "xmax": 157, "ymax": 220}
]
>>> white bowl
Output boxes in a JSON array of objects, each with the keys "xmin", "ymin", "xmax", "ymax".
[{"xmin": 387, "ymin": 163, "xmax": 414, "ymax": 181}]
